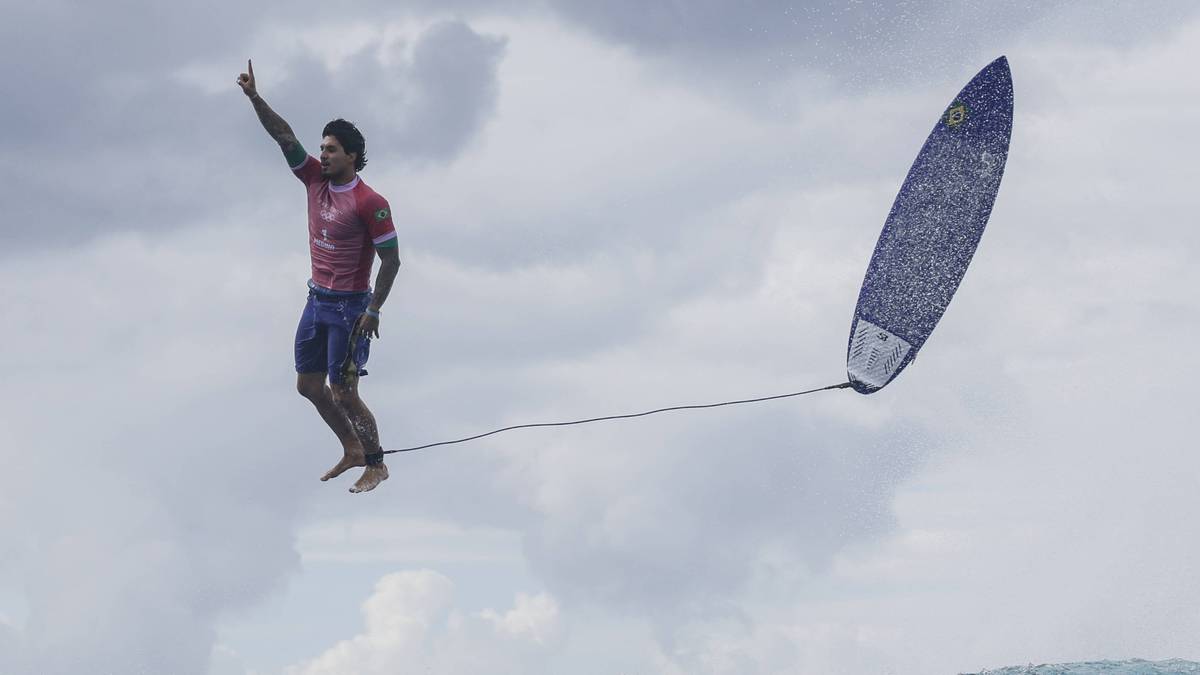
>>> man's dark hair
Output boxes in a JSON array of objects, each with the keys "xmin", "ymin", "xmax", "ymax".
[{"xmin": 322, "ymin": 118, "xmax": 368, "ymax": 171}]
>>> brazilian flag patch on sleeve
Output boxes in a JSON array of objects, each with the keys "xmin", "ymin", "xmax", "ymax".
[{"xmin": 375, "ymin": 208, "xmax": 390, "ymax": 221}]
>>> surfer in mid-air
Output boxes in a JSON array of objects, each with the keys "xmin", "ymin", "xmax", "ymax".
[{"xmin": 237, "ymin": 59, "xmax": 401, "ymax": 493}]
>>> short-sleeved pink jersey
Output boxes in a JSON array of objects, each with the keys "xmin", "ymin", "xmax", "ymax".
[{"xmin": 292, "ymin": 155, "xmax": 398, "ymax": 292}]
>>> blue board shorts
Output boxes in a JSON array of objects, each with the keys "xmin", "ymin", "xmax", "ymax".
[{"xmin": 295, "ymin": 283, "xmax": 372, "ymax": 384}]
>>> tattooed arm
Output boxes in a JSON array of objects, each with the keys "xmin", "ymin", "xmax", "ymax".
[
  {"xmin": 355, "ymin": 246, "xmax": 401, "ymax": 339},
  {"xmin": 236, "ymin": 59, "xmax": 303, "ymax": 161}
]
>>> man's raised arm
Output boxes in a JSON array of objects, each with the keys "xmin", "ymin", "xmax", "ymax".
[{"xmin": 236, "ymin": 59, "xmax": 305, "ymax": 164}]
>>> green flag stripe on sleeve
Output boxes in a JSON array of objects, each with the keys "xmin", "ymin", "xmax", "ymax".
[{"xmin": 284, "ymin": 141, "xmax": 307, "ymax": 168}]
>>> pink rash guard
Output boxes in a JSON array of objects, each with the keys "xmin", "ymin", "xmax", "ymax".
[{"xmin": 291, "ymin": 154, "xmax": 397, "ymax": 292}]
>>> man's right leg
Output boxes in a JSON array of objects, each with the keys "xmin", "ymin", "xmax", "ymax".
[{"xmin": 296, "ymin": 372, "xmax": 366, "ymax": 480}]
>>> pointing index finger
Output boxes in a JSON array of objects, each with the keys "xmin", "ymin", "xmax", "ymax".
[{"xmin": 248, "ymin": 59, "xmax": 254, "ymax": 78}]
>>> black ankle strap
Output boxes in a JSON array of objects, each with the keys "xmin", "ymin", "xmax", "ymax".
[{"xmin": 365, "ymin": 451, "xmax": 385, "ymax": 466}]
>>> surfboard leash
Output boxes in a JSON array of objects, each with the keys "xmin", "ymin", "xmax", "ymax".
[{"xmin": 382, "ymin": 381, "xmax": 853, "ymax": 454}]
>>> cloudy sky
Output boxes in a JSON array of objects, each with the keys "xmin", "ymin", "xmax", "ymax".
[{"xmin": 2, "ymin": 2, "xmax": 1198, "ymax": 674}]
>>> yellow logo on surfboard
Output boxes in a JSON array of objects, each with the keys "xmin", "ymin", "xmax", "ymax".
[{"xmin": 945, "ymin": 103, "xmax": 968, "ymax": 128}]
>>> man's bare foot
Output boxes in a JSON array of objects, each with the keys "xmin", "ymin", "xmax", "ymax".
[
  {"xmin": 321, "ymin": 449, "xmax": 366, "ymax": 481},
  {"xmin": 349, "ymin": 463, "xmax": 389, "ymax": 494}
]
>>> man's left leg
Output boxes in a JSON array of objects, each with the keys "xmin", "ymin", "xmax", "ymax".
[{"xmin": 331, "ymin": 379, "xmax": 389, "ymax": 493}]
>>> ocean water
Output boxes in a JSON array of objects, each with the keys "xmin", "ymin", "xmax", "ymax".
[{"xmin": 965, "ymin": 659, "xmax": 1200, "ymax": 675}]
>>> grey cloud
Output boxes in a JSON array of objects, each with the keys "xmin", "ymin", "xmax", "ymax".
[
  {"xmin": 0, "ymin": 82, "xmax": 285, "ymax": 252},
  {"xmin": 522, "ymin": 410, "xmax": 926, "ymax": 619},
  {"xmin": 391, "ymin": 20, "xmax": 508, "ymax": 160},
  {"xmin": 2, "ymin": 396, "xmax": 309, "ymax": 675},
  {"xmin": 0, "ymin": 623, "xmax": 24, "ymax": 674},
  {"xmin": 544, "ymin": 1, "xmax": 1198, "ymax": 87},
  {"xmin": 549, "ymin": 0, "xmax": 1041, "ymax": 83},
  {"xmin": 0, "ymin": 1, "xmax": 262, "ymax": 141},
  {"xmin": 267, "ymin": 20, "xmax": 506, "ymax": 164}
]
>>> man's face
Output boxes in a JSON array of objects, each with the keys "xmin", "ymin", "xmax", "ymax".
[{"xmin": 319, "ymin": 135, "xmax": 356, "ymax": 177}]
